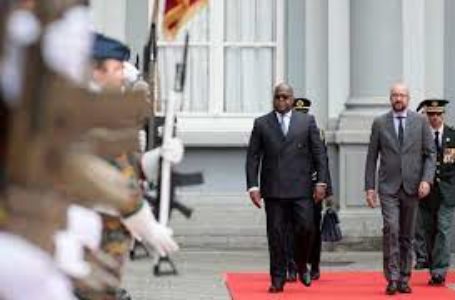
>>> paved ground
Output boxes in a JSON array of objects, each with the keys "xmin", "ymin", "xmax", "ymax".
[{"xmin": 123, "ymin": 248, "xmax": 455, "ymax": 300}]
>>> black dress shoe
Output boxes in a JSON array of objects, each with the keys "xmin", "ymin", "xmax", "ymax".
[
  {"xmin": 298, "ymin": 271, "xmax": 312, "ymax": 287},
  {"xmin": 268, "ymin": 285, "xmax": 284, "ymax": 293},
  {"xmin": 398, "ymin": 282, "xmax": 412, "ymax": 294},
  {"xmin": 286, "ymin": 270, "xmax": 297, "ymax": 282},
  {"xmin": 310, "ymin": 269, "xmax": 320, "ymax": 280},
  {"xmin": 428, "ymin": 274, "xmax": 445, "ymax": 286},
  {"xmin": 385, "ymin": 281, "xmax": 398, "ymax": 295},
  {"xmin": 414, "ymin": 261, "xmax": 429, "ymax": 270}
]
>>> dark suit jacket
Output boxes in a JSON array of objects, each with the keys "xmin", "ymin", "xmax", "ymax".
[
  {"xmin": 364, "ymin": 110, "xmax": 436, "ymax": 196},
  {"xmin": 438, "ymin": 125, "xmax": 455, "ymax": 206},
  {"xmin": 246, "ymin": 111, "xmax": 328, "ymax": 199}
]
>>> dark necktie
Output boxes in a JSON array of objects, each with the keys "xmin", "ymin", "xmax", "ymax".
[
  {"xmin": 279, "ymin": 114, "xmax": 287, "ymax": 136},
  {"xmin": 397, "ymin": 116, "xmax": 404, "ymax": 147},
  {"xmin": 434, "ymin": 131, "xmax": 441, "ymax": 155}
]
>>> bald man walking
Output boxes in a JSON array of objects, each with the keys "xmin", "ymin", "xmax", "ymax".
[{"xmin": 365, "ymin": 82, "xmax": 436, "ymax": 295}]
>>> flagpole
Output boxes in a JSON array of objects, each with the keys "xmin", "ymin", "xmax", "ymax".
[{"xmin": 158, "ymin": 32, "xmax": 189, "ymax": 226}]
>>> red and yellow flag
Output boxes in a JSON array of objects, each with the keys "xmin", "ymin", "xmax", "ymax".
[{"xmin": 163, "ymin": 0, "xmax": 208, "ymax": 40}]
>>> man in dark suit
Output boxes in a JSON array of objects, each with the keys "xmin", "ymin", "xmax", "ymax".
[
  {"xmin": 364, "ymin": 82, "xmax": 436, "ymax": 295},
  {"xmin": 417, "ymin": 99, "xmax": 455, "ymax": 286},
  {"xmin": 246, "ymin": 83, "xmax": 328, "ymax": 293}
]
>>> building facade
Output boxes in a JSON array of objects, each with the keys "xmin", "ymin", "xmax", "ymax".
[{"xmin": 91, "ymin": 0, "xmax": 455, "ymax": 247}]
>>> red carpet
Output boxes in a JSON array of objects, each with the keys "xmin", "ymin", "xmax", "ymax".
[{"xmin": 224, "ymin": 271, "xmax": 455, "ymax": 299}]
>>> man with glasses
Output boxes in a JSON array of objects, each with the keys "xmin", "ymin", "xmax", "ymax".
[
  {"xmin": 364, "ymin": 82, "xmax": 436, "ymax": 295},
  {"xmin": 246, "ymin": 83, "xmax": 328, "ymax": 293},
  {"xmin": 416, "ymin": 99, "xmax": 455, "ymax": 286}
]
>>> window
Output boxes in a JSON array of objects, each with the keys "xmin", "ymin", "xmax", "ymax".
[{"xmin": 157, "ymin": 0, "xmax": 284, "ymax": 115}]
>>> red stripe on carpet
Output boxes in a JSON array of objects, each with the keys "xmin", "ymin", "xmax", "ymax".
[{"xmin": 224, "ymin": 271, "xmax": 455, "ymax": 300}]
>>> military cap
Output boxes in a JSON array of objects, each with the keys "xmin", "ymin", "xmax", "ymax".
[
  {"xmin": 92, "ymin": 33, "xmax": 130, "ymax": 61},
  {"xmin": 294, "ymin": 97, "xmax": 312, "ymax": 113},
  {"xmin": 416, "ymin": 99, "xmax": 449, "ymax": 113}
]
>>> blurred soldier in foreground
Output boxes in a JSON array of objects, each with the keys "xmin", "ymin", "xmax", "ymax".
[
  {"xmin": 1, "ymin": 1, "xmax": 179, "ymax": 298},
  {"xmin": 73, "ymin": 33, "xmax": 180, "ymax": 300},
  {"xmin": 417, "ymin": 99, "xmax": 455, "ymax": 286}
]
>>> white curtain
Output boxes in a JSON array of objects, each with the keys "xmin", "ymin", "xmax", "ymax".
[
  {"xmin": 158, "ymin": 7, "xmax": 209, "ymax": 112},
  {"xmin": 157, "ymin": 0, "xmax": 276, "ymax": 113},
  {"xmin": 224, "ymin": 0, "xmax": 275, "ymax": 113}
]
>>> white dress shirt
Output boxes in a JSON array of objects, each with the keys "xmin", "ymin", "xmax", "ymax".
[
  {"xmin": 392, "ymin": 109, "xmax": 408, "ymax": 136},
  {"xmin": 432, "ymin": 124, "xmax": 444, "ymax": 148}
]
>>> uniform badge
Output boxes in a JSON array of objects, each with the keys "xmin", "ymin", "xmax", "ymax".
[{"xmin": 443, "ymin": 148, "xmax": 455, "ymax": 164}]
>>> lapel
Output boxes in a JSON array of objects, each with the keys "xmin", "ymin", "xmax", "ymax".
[
  {"xmin": 385, "ymin": 111, "xmax": 400, "ymax": 150},
  {"xmin": 266, "ymin": 111, "xmax": 285, "ymax": 140},
  {"xmin": 285, "ymin": 111, "xmax": 298, "ymax": 141},
  {"xmin": 402, "ymin": 111, "xmax": 416, "ymax": 150}
]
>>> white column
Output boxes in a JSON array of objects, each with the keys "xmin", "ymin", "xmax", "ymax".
[
  {"xmin": 445, "ymin": 0, "xmax": 455, "ymax": 124},
  {"xmin": 424, "ymin": 0, "xmax": 444, "ymax": 99},
  {"xmin": 336, "ymin": 0, "xmax": 402, "ymax": 219},
  {"xmin": 327, "ymin": 0, "xmax": 350, "ymax": 121},
  {"xmin": 302, "ymin": 0, "xmax": 328, "ymax": 129},
  {"xmin": 402, "ymin": 0, "xmax": 426, "ymax": 106}
]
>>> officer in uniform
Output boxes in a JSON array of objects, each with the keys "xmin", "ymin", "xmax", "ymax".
[
  {"xmin": 413, "ymin": 102, "xmax": 430, "ymax": 270},
  {"xmin": 417, "ymin": 99, "xmax": 455, "ymax": 285},
  {"xmin": 284, "ymin": 97, "xmax": 333, "ymax": 281}
]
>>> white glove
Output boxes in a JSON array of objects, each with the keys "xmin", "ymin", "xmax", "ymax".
[
  {"xmin": 141, "ymin": 148, "xmax": 161, "ymax": 182},
  {"xmin": 161, "ymin": 137, "xmax": 184, "ymax": 164},
  {"xmin": 41, "ymin": 5, "xmax": 93, "ymax": 84},
  {"xmin": 123, "ymin": 61, "xmax": 140, "ymax": 85},
  {"xmin": 53, "ymin": 231, "xmax": 91, "ymax": 279},
  {"xmin": 138, "ymin": 129, "xmax": 147, "ymax": 153},
  {"xmin": 122, "ymin": 201, "xmax": 179, "ymax": 256},
  {"xmin": 0, "ymin": 233, "xmax": 76, "ymax": 300},
  {"xmin": 67, "ymin": 204, "xmax": 102, "ymax": 251},
  {"xmin": 1, "ymin": 9, "xmax": 40, "ymax": 105}
]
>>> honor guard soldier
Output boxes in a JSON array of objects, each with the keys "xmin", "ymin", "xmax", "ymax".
[
  {"xmin": 417, "ymin": 99, "xmax": 455, "ymax": 286},
  {"xmin": 284, "ymin": 97, "xmax": 333, "ymax": 281},
  {"xmin": 72, "ymin": 33, "xmax": 178, "ymax": 300}
]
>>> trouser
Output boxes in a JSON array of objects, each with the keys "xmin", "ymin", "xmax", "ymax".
[
  {"xmin": 285, "ymin": 201, "xmax": 322, "ymax": 273},
  {"xmin": 379, "ymin": 188, "xmax": 419, "ymax": 283},
  {"xmin": 419, "ymin": 186, "xmax": 455, "ymax": 278},
  {"xmin": 309, "ymin": 202, "xmax": 322, "ymax": 270},
  {"xmin": 413, "ymin": 211, "xmax": 428, "ymax": 263},
  {"xmin": 265, "ymin": 197, "xmax": 315, "ymax": 286}
]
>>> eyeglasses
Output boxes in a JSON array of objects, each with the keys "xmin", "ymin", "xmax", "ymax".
[{"xmin": 391, "ymin": 93, "xmax": 408, "ymax": 98}]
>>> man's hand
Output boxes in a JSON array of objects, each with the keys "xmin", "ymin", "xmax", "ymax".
[
  {"xmin": 366, "ymin": 189, "xmax": 378, "ymax": 208},
  {"xmin": 313, "ymin": 185, "xmax": 326, "ymax": 203},
  {"xmin": 418, "ymin": 181, "xmax": 431, "ymax": 199},
  {"xmin": 249, "ymin": 190, "xmax": 262, "ymax": 208}
]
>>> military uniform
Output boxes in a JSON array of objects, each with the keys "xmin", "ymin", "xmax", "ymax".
[
  {"xmin": 413, "ymin": 103, "xmax": 429, "ymax": 269},
  {"xmin": 285, "ymin": 98, "xmax": 333, "ymax": 281},
  {"xmin": 75, "ymin": 34, "xmax": 140, "ymax": 300},
  {"xmin": 417, "ymin": 99, "xmax": 455, "ymax": 285}
]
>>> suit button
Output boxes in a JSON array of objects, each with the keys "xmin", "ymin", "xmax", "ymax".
[
  {"xmin": 436, "ymin": 170, "xmax": 440, "ymax": 174},
  {"xmin": 436, "ymin": 178, "xmax": 441, "ymax": 183}
]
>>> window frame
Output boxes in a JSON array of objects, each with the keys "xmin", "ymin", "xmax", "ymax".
[{"xmin": 156, "ymin": 0, "xmax": 285, "ymax": 146}]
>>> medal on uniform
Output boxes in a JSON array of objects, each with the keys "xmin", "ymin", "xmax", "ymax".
[{"xmin": 443, "ymin": 148, "xmax": 455, "ymax": 164}]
